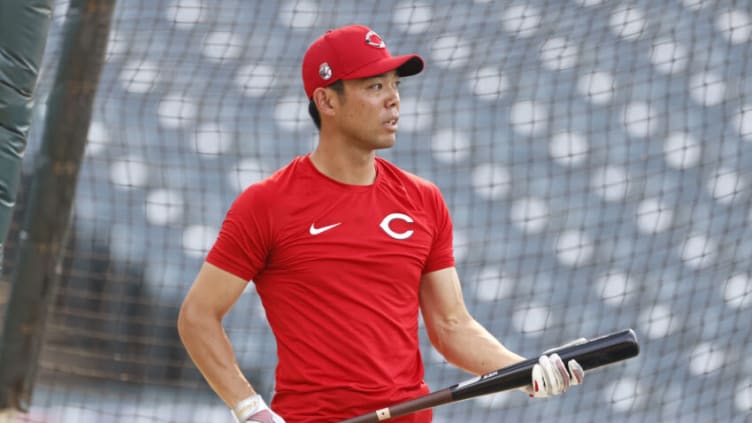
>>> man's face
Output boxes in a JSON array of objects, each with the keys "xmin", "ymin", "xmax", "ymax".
[{"xmin": 334, "ymin": 70, "xmax": 401, "ymax": 150}]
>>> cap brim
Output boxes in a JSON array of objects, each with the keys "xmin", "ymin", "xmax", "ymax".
[
  {"xmin": 396, "ymin": 55, "xmax": 424, "ymax": 77},
  {"xmin": 344, "ymin": 54, "xmax": 424, "ymax": 81}
]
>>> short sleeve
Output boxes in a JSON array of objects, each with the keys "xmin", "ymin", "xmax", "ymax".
[
  {"xmin": 205, "ymin": 186, "xmax": 272, "ymax": 282},
  {"xmin": 423, "ymin": 185, "xmax": 455, "ymax": 273}
]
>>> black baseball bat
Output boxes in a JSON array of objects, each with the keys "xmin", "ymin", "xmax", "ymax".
[{"xmin": 339, "ymin": 328, "xmax": 640, "ymax": 423}]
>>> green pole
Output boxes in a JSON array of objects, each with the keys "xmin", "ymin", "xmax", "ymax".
[
  {"xmin": 0, "ymin": 0, "xmax": 116, "ymax": 411},
  {"xmin": 0, "ymin": 0, "xmax": 54, "ymax": 269}
]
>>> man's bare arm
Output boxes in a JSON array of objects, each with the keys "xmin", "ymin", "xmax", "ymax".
[
  {"xmin": 419, "ymin": 267, "xmax": 584, "ymax": 398},
  {"xmin": 177, "ymin": 261, "xmax": 256, "ymax": 408},
  {"xmin": 419, "ymin": 267, "xmax": 525, "ymax": 375}
]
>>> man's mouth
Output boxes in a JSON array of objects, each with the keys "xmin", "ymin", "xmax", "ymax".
[{"xmin": 384, "ymin": 117, "xmax": 399, "ymax": 131}]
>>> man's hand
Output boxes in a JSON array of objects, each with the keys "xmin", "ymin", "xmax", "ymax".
[
  {"xmin": 233, "ymin": 394, "xmax": 286, "ymax": 423},
  {"xmin": 524, "ymin": 353, "xmax": 584, "ymax": 398}
]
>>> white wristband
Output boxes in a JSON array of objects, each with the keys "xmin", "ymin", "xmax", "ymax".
[{"xmin": 232, "ymin": 394, "xmax": 265, "ymax": 422}]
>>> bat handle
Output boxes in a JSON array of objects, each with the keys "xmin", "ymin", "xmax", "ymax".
[
  {"xmin": 339, "ymin": 390, "xmax": 451, "ymax": 423},
  {"xmin": 339, "ymin": 415, "xmax": 378, "ymax": 423}
]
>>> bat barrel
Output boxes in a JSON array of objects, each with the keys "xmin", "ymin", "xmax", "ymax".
[
  {"xmin": 452, "ymin": 329, "xmax": 639, "ymax": 401},
  {"xmin": 556, "ymin": 328, "xmax": 639, "ymax": 370}
]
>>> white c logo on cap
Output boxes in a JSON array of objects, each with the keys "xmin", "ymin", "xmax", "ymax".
[
  {"xmin": 380, "ymin": 213, "xmax": 414, "ymax": 240},
  {"xmin": 365, "ymin": 31, "xmax": 386, "ymax": 49}
]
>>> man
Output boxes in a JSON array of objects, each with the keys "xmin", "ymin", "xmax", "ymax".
[{"xmin": 177, "ymin": 25, "xmax": 584, "ymax": 423}]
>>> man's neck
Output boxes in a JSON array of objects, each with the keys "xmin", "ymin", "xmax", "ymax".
[{"xmin": 309, "ymin": 143, "xmax": 377, "ymax": 186}]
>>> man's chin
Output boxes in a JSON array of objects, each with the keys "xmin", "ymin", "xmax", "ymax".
[{"xmin": 376, "ymin": 135, "xmax": 397, "ymax": 149}]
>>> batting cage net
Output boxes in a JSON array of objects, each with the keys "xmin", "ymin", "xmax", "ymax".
[{"xmin": 2, "ymin": 0, "xmax": 751, "ymax": 421}]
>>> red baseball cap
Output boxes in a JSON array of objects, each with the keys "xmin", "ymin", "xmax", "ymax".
[{"xmin": 302, "ymin": 25, "xmax": 424, "ymax": 98}]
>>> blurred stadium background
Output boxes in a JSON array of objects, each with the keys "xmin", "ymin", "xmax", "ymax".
[{"xmin": 1, "ymin": 0, "xmax": 751, "ymax": 421}]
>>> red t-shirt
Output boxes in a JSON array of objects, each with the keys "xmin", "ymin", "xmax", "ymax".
[{"xmin": 206, "ymin": 155, "xmax": 455, "ymax": 422}]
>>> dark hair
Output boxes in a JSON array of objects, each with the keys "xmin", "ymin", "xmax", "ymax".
[{"xmin": 308, "ymin": 80, "xmax": 345, "ymax": 130}]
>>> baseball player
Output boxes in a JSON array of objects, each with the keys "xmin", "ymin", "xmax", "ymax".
[{"xmin": 178, "ymin": 24, "xmax": 584, "ymax": 423}]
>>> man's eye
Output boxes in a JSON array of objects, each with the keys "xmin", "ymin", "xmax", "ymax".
[{"xmin": 371, "ymin": 83, "xmax": 383, "ymax": 89}]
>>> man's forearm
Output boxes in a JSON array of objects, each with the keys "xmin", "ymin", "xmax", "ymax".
[
  {"xmin": 433, "ymin": 317, "xmax": 525, "ymax": 376},
  {"xmin": 177, "ymin": 308, "xmax": 255, "ymax": 408}
]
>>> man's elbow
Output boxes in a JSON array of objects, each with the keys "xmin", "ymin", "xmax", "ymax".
[
  {"xmin": 426, "ymin": 315, "xmax": 465, "ymax": 355},
  {"xmin": 177, "ymin": 298, "xmax": 204, "ymax": 341}
]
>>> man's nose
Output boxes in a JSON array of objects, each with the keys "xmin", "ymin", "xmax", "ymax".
[{"xmin": 386, "ymin": 85, "xmax": 400, "ymax": 108}]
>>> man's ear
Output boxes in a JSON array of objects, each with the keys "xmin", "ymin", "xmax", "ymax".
[{"xmin": 312, "ymin": 87, "xmax": 338, "ymax": 118}]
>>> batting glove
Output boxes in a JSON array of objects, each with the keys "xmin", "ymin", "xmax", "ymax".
[
  {"xmin": 233, "ymin": 394, "xmax": 286, "ymax": 423},
  {"xmin": 524, "ymin": 353, "xmax": 584, "ymax": 398}
]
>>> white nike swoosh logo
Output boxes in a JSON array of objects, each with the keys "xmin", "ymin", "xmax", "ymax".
[{"xmin": 309, "ymin": 222, "xmax": 341, "ymax": 235}]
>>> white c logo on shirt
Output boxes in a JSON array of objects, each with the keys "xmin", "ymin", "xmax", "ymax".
[{"xmin": 380, "ymin": 213, "xmax": 414, "ymax": 240}]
